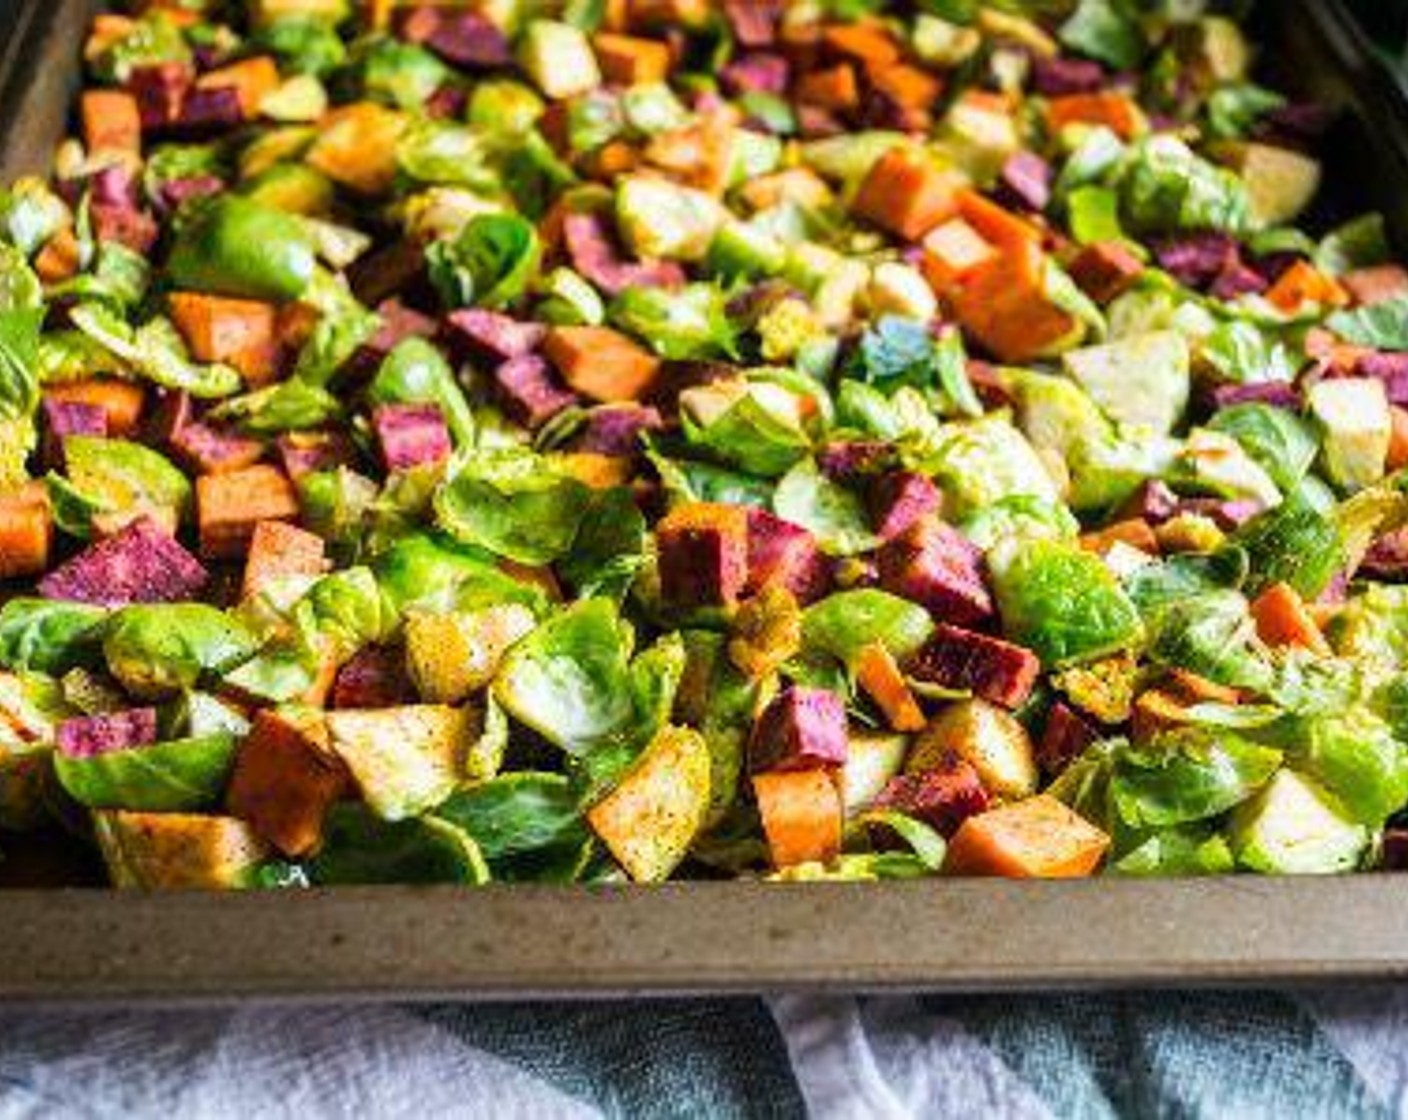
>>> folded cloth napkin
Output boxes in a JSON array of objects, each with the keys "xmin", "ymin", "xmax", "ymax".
[{"xmin": 0, "ymin": 989, "xmax": 1401, "ymax": 1118}]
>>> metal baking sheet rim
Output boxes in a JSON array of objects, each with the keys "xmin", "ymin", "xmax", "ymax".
[
  {"xmin": 4, "ymin": 0, "xmax": 1408, "ymax": 1002},
  {"xmin": 7, "ymin": 877, "xmax": 1408, "ymax": 1004}
]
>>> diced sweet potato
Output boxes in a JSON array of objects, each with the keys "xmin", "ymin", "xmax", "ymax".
[
  {"xmin": 657, "ymin": 501, "xmax": 751, "ymax": 606},
  {"xmin": 572, "ymin": 403, "xmax": 663, "ymax": 457},
  {"xmin": 1068, "ymin": 240, "xmax": 1144, "ymax": 304},
  {"xmin": 753, "ymin": 768, "xmax": 843, "ymax": 869},
  {"xmin": 1266, "ymin": 259, "xmax": 1347, "ymax": 312},
  {"xmin": 855, "ymin": 641, "xmax": 926, "ymax": 732},
  {"xmin": 1250, "ymin": 581, "xmax": 1330, "ymax": 656},
  {"xmin": 877, "ymin": 518, "xmax": 992, "ymax": 626},
  {"xmin": 955, "ymin": 189, "xmax": 1042, "ymax": 254},
  {"xmin": 869, "ymin": 64, "xmax": 943, "ymax": 112},
  {"xmin": 306, "ymin": 102, "xmax": 407, "ymax": 196},
  {"xmin": 34, "ymin": 228, "xmax": 82, "ymax": 284},
  {"xmin": 852, "ymin": 147, "xmax": 961, "ymax": 242},
  {"xmin": 945, "ymin": 794, "xmax": 1109, "ymax": 877},
  {"xmin": 95, "ymin": 810, "xmax": 269, "ymax": 889},
  {"xmin": 543, "ymin": 325, "xmax": 661, "ymax": 402},
  {"xmin": 1045, "ymin": 92, "xmax": 1142, "ymax": 140},
  {"xmin": 796, "ymin": 63, "xmax": 860, "ymax": 111},
  {"xmin": 950, "ymin": 241, "xmax": 1080, "ymax": 363},
  {"xmin": 81, "ymin": 90, "xmax": 141, "ymax": 155},
  {"xmin": 1080, "ymin": 518, "xmax": 1158, "ymax": 557},
  {"xmin": 594, "ymin": 32, "xmax": 671, "ymax": 84},
  {"xmin": 745, "ymin": 508, "xmax": 830, "ymax": 603},
  {"xmin": 38, "ymin": 515, "xmax": 206, "ymax": 606},
  {"xmin": 1341, "ymin": 265, "xmax": 1408, "ymax": 308},
  {"xmin": 1130, "ymin": 687, "xmax": 1192, "ymax": 743},
  {"xmin": 1389, "ymin": 406, "xmax": 1408, "ymax": 473},
  {"xmin": 196, "ymin": 464, "xmax": 299, "ymax": 560},
  {"xmin": 195, "ymin": 56, "xmax": 280, "ymax": 119},
  {"xmin": 226, "ymin": 708, "xmax": 349, "ymax": 857},
  {"xmin": 44, "ymin": 379, "xmax": 145, "ymax": 437},
  {"xmin": 921, "ymin": 218, "xmax": 999, "ymax": 291},
  {"xmin": 168, "ymin": 292, "xmax": 279, "ymax": 385},
  {"xmin": 749, "ymin": 685, "xmax": 848, "ymax": 772},
  {"xmin": 242, "ymin": 520, "xmax": 328, "ymax": 600},
  {"xmin": 42, "ymin": 397, "xmax": 107, "ymax": 468},
  {"xmin": 822, "ymin": 20, "xmax": 901, "ymax": 68},
  {"xmin": 587, "ymin": 725, "xmax": 711, "ymax": 882},
  {"xmin": 907, "ymin": 624, "xmax": 1040, "ymax": 710},
  {"xmin": 372, "ymin": 403, "xmax": 452, "ymax": 472},
  {"xmin": 443, "ymin": 308, "xmax": 545, "ymax": 364}
]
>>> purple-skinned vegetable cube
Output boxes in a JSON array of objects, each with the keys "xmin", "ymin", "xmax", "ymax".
[
  {"xmin": 373, "ymin": 403, "xmax": 453, "ymax": 471},
  {"xmin": 42, "ymin": 398, "xmax": 107, "ymax": 468},
  {"xmin": 907, "ymin": 624, "xmax": 1040, "ymax": 710},
  {"xmin": 56, "ymin": 708, "xmax": 159, "ymax": 760},
  {"xmin": 720, "ymin": 52, "xmax": 790, "ymax": 96},
  {"xmin": 745, "ymin": 508, "xmax": 830, "ymax": 604},
  {"xmin": 39, "ymin": 516, "xmax": 208, "ymax": 607},
  {"xmin": 997, "ymin": 151, "xmax": 1052, "ymax": 213},
  {"xmin": 494, "ymin": 353, "xmax": 578, "ymax": 429},
  {"xmin": 562, "ymin": 212, "xmax": 686, "ymax": 297},
  {"xmin": 868, "ymin": 471, "xmax": 942, "ymax": 542},
  {"xmin": 170, "ymin": 422, "xmax": 266, "ymax": 475},
  {"xmin": 444, "ymin": 308, "xmax": 546, "ymax": 364},
  {"xmin": 1031, "ymin": 56, "xmax": 1105, "ymax": 96},
  {"xmin": 1211, "ymin": 381, "xmax": 1300, "ymax": 410},
  {"xmin": 877, "ymin": 518, "xmax": 992, "ymax": 627},
  {"xmin": 1156, "ymin": 234, "xmax": 1237, "ymax": 289},
  {"xmin": 749, "ymin": 686, "xmax": 848, "ymax": 773},
  {"xmin": 1356, "ymin": 353, "xmax": 1408, "ymax": 406},
  {"xmin": 872, "ymin": 765, "xmax": 989, "ymax": 837},
  {"xmin": 571, "ymin": 404, "xmax": 662, "ymax": 457}
]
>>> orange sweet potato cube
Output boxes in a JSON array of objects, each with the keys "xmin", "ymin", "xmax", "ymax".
[
  {"xmin": 169, "ymin": 292, "xmax": 280, "ymax": 386},
  {"xmin": 81, "ymin": 90, "xmax": 141, "ymax": 155},
  {"xmin": 852, "ymin": 147, "xmax": 961, "ymax": 242},
  {"xmin": 226, "ymin": 708, "xmax": 349, "ymax": 857},
  {"xmin": 44, "ymin": 379, "xmax": 145, "ymax": 437},
  {"xmin": 753, "ymin": 768, "xmax": 843, "ymax": 870},
  {"xmin": 945, "ymin": 794, "xmax": 1110, "ymax": 878},
  {"xmin": 593, "ymin": 32, "xmax": 671, "ymax": 85},
  {"xmin": 195, "ymin": 56, "xmax": 280, "ymax": 119},
  {"xmin": 196, "ymin": 465, "xmax": 299, "ymax": 559},
  {"xmin": 241, "ymin": 520, "xmax": 328, "ymax": 600},
  {"xmin": 0, "ymin": 485, "xmax": 52, "ymax": 581},
  {"xmin": 543, "ymin": 325, "xmax": 661, "ymax": 402}
]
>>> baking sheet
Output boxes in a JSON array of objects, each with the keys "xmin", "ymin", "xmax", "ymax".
[{"xmin": 4, "ymin": 0, "xmax": 1408, "ymax": 1002}]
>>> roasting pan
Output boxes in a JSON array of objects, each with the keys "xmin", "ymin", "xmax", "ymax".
[{"xmin": 3, "ymin": 0, "xmax": 1408, "ymax": 1003}]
